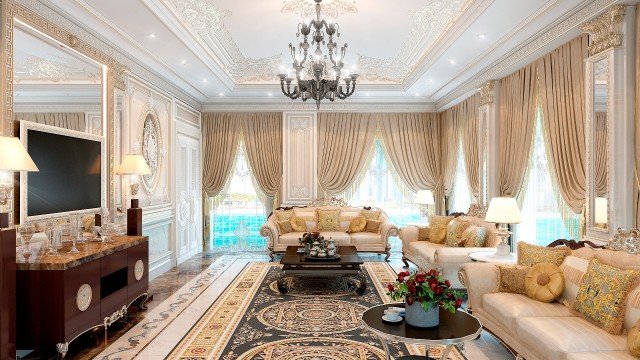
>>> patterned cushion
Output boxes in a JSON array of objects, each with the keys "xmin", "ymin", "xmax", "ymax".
[
  {"xmin": 365, "ymin": 219, "xmax": 381, "ymax": 234},
  {"xmin": 462, "ymin": 226, "xmax": 487, "ymax": 247},
  {"xmin": 347, "ymin": 216, "xmax": 367, "ymax": 233},
  {"xmin": 518, "ymin": 242, "xmax": 571, "ymax": 267},
  {"xmin": 290, "ymin": 216, "xmax": 307, "ymax": 232},
  {"xmin": 525, "ymin": 263, "xmax": 564, "ymax": 303},
  {"xmin": 316, "ymin": 209, "xmax": 341, "ymax": 231},
  {"xmin": 417, "ymin": 226, "xmax": 430, "ymax": 241},
  {"xmin": 277, "ymin": 220, "xmax": 293, "ymax": 234},
  {"xmin": 629, "ymin": 320, "xmax": 640, "ymax": 357},
  {"xmin": 428, "ymin": 224, "xmax": 447, "ymax": 244},
  {"xmin": 274, "ymin": 209, "xmax": 295, "ymax": 221},
  {"xmin": 574, "ymin": 259, "xmax": 640, "ymax": 335},
  {"xmin": 429, "ymin": 215, "xmax": 454, "ymax": 228},
  {"xmin": 362, "ymin": 210, "xmax": 381, "ymax": 221},
  {"xmin": 496, "ymin": 265, "xmax": 530, "ymax": 295},
  {"xmin": 445, "ymin": 218, "xmax": 471, "ymax": 247}
]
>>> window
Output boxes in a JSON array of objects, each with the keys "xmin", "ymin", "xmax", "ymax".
[
  {"xmin": 209, "ymin": 143, "xmax": 267, "ymax": 252},
  {"xmin": 339, "ymin": 139, "xmax": 422, "ymax": 252},
  {"xmin": 513, "ymin": 109, "xmax": 580, "ymax": 246},
  {"xmin": 449, "ymin": 140, "xmax": 473, "ymax": 213}
]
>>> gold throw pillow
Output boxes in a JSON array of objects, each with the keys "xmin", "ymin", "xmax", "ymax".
[
  {"xmin": 525, "ymin": 263, "xmax": 564, "ymax": 303},
  {"xmin": 428, "ymin": 224, "xmax": 447, "ymax": 244},
  {"xmin": 316, "ymin": 209, "xmax": 341, "ymax": 231},
  {"xmin": 445, "ymin": 218, "xmax": 471, "ymax": 247},
  {"xmin": 429, "ymin": 215, "xmax": 454, "ymax": 228},
  {"xmin": 277, "ymin": 220, "xmax": 293, "ymax": 234},
  {"xmin": 290, "ymin": 216, "xmax": 307, "ymax": 232},
  {"xmin": 574, "ymin": 259, "xmax": 640, "ymax": 335},
  {"xmin": 462, "ymin": 226, "xmax": 488, "ymax": 248},
  {"xmin": 517, "ymin": 242, "xmax": 571, "ymax": 267},
  {"xmin": 629, "ymin": 320, "xmax": 640, "ymax": 357},
  {"xmin": 362, "ymin": 209, "xmax": 381, "ymax": 221},
  {"xmin": 274, "ymin": 209, "xmax": 294, "ymax": 221},
  {"xmin": 496, "ymin": 265, "xmax": 530, "ymax": 295},
  {"xmin": 348, "ymin": 216, "xmax": 367, "ymax": 233},
  {"xmin": 417, "ymin": 226, "xmax": 430, "ymax": 241},
  {"xmin": 365, "ymin": 219, "xmax": 381, "ymax": 234}
]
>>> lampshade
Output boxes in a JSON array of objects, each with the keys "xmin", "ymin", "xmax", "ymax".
[
  {"xmin": 117, "ymin": 154, "xmax": 151, "ymax": 175},
  {"xmin": 594, "ymin": 197, "xmax": 608, "ymax": 224},
  {"xmin": 414, "ymin": 190, "xmax": 435, "ymax": 205},
  {"xmin": 485, "ymin": 197, "xmax": 521, "ymax": 224},
  {"xmin": 0, "ymin": 135, "xmax": 38, "ymax": 171}
]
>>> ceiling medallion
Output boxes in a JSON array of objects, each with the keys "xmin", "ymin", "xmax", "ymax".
[
  {"xmin": 358, "ymin": 0, "xmax": 463, "ymax": 83},
  {"xmin": 281, "ymin": 0, "xmax": 357, "ymax": 19},
  {"xmin": 278, "ymin": 0, "xmax": 358, "ymax": 109}
]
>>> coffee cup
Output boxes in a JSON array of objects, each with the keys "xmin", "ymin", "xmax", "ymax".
[{"xmin": 384, "ymin": 308, "xmax": 401, "ymax": 321}]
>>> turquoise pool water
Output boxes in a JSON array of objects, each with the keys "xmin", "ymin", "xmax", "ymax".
[{"xmin": 208, "ymin": 214, "xmax": 578, "ymax": 251}]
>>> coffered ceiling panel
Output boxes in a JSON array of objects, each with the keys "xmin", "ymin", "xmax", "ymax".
[{"xmin": 46, "ymin": 0, "xmax": 601, "ymax": 107}]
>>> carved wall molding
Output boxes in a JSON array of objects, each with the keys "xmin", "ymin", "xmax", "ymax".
[
  {"xmin": 137, "ymin": 104, "xmax": 163, "ymax": 195},
  {"xmin": 282, "ymin": 112, "xmax": 317, "ymax": 206},
  {"xmin": 435, "ymin": 0, "xmax": 617, "ymax": 110},
  {"xmin": 581, "ymin": 5, "xmax": 626, "ymax": 56},
  {"xmin": 281, "ymin": 0, "xmax": 357, "ymax": 19},
  {"xmin": 12, "ymin": 0, "xmax": 200, "ymax": 109},
  {"xmin": 478, "ymin": 81, "xmax": 494, "ymax": 106},
  {"xmin": 608, "ymin": 228, "xmax": 639, "ymax": 254}
]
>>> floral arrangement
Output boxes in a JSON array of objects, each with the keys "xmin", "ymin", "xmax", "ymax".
[
  {"xmin": 387, "ymin": 269, "xmax": 463, "ymax": 313},
  {"xmin": 299, "ymin": 232, "xmax": 324, "ymax": 246}
]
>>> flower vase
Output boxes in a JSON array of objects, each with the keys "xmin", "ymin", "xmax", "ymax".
[{"xmin": 405, "ymin": 301, "xmax": 439, "ymax": 328}]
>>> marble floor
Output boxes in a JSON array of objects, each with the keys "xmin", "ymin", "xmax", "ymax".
[{"xmin": 18, "ymin": 251, "xmax": 516, "ymax": 360}]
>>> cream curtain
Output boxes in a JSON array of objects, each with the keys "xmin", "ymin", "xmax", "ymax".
[
  {"xmin": 594, "ymin": 112, "xmax": 608, "ymax": 197},
  {"xmin": 537, "ymin": 35, "xmax": 588, "ymax": 214},
  {"xmin": 635, "ymin": 4, "xmax": 640, "ymax": 227},
  {"xmin": 440, "ymin": 106, "xmax": 461, "ymax": 199},
  {"xmin": 498, "ymin": 63, "xmax": 538, "ymax": 197},
  {"xmin": 380, "ymin": 113, "xmax": 444, "ymax": 214},
  {"xmin": 241, "ymin": 113, "xmax": 283, "ymax": 212},
  {"xmin": 462, "ymin": 94, "xmax": 481, "ymax": 198},
  {"xmin": 317, "ymin": 113, "xmax": 377, "ymax": 195},
  {"xmin": 202, "ymin": 113, "xmax": 242, "ymax": 198},
  {"xmin": 15, "ymin": 112, "xmax": 85, "ymax": 132}
]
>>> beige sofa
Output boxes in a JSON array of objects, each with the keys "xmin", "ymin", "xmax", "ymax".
[
  {"xmin": 260, "ymin": 206, "xmax": 399, "ymax": 260},
  {"xmin": 459, "ymin": 248, "xmax": 640, "ymax": 360},
  {"xmin": 400, "ymin": 215, "xmax": 499, "ymax": 288}
]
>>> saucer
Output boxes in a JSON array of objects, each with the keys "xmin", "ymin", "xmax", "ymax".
[
  {"xmin": 296, "ymin": 248, "xmax": 305, "ymax": 254},
  {"xmin": 382, "ymin": 315, "xmax": 403, "ymax": 324}
]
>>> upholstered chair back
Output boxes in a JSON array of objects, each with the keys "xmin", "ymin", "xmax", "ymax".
[
  {"xmin": 285, "ymin": 206, "xmax": 390, "ymax": 232},
  {"xmin": 455, "ymin": 215, "xmax": 499, "ymax": 247}
]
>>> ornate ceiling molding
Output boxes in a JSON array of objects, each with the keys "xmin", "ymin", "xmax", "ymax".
[
  {"xmin": 169, "ymin": 0, "xmax": 281, "ymax": 83},
  {"xmin": 435, "ymin": 0, "xmax": 617, "ymax": 111},
  {"xmin": 357, "ymin": 0, "xmax": 463, "ymax": 84},
  {"xmin": 14, "ymin": 55, "xmax": 101, "ymax": 83},
  {"xmin": 581, "ymin": 4, "xmax": 625, "ymax": 56},
  {"xmin": 202, "ymin": 102, "xmax": 435, "ymax": 113},
  {"xmin": 281, "ymin": 0, "xmax": 357, "ymax": 19}
]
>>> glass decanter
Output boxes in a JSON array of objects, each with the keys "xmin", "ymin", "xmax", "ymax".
[{"xmin": 18, "ymin": 223, "xmax": 35, "ymax": 261}]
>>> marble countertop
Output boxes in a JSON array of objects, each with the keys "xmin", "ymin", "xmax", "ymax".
[{"xmin": 16, "ymin": 235, "xmax": 148, "ymax": 271}]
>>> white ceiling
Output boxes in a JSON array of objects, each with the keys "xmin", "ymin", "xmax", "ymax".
[{"xmin": 45, "ymin": 0, "xmax": 603, "ymax": 108}]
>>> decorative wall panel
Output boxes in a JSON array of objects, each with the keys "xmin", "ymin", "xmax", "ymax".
[{"xmin": 282, "ymin": 112, "xmax": 317, "ymax": 206}]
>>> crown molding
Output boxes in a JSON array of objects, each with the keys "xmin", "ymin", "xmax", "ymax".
[
  {"xmin": 435, "ymin": 0, "xmax": 617, "ymax": 111},
  {"xmin": 202, "ymin": 102, "xmax": 436, "ymax": 113},
  {"xmin": 14, "ymin": 102, "xmax": 101, "ymax": 112},
  {"xmin": 32, "ymin": 0, "xmax": 202, "ymax": 109}
]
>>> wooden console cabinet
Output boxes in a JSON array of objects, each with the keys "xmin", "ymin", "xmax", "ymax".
[{"xmin": 16, "ymin": 236, "xmax": 149, "ymax": 357}]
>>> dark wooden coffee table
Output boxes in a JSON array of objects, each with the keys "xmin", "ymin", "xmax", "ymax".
[
  {"xmin": 361, "ymin": 303, "xmax": 482, "ymax": 359},
  {"xmin": 278, "ymin": 245, "xmax": 367, "ymax": 295}
]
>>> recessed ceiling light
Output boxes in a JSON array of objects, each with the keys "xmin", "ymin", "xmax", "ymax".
[
  {"xmin": 268, "ymin": 92, "xmax": 273, "ymax": 96},
  {"xmin": 477, "ymin": 33, "xmax": 487, "ymax": 39},
  {"xmin": 414, "ymin": 93, "xmax": 420, "ymax": 97},
  {"xmin": 219, "ymin": 93, "xmax": 224, "ymax": 97},
  {"xmin": 149, "ymin": 33, "xmax": 156, "ymax": 39},
  {"xmin": 181, "ymin": 60, "xmax": 187, "ymax": 65},
  {"xmin": 203, "ymin": 79, "xmax": 208, "ymax": 83},
  {"xmin": 429, "ymin": 79, "xmax": 434, "ymax": 83},
  {"xmin": 449, "ymin": 59, "xmax": 456, "ymax": 65}
]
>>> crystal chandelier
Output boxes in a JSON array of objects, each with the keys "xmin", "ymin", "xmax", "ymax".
[{"xmin": 278, "ymin": 0, "xmax": 359, "ymax": 109}]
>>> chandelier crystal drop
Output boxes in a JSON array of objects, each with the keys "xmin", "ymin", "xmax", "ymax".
[{"xmin": 278, "ymin": 0, "xmax": 359, "ymax": 109}]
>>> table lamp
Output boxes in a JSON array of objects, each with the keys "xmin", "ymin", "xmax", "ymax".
[
  {"xmin": 485, "ymin": 197, "xmax": 521, "ymax": 256},
  {"xmin": 0, "ymin": 135, "xmax": 39, "ymax": 228},
  {"xmin": 415, "ymin": 189, "xmax": 435, "ymax": 222},
  {"xmin": 117, "ymin": 154, "xmax": 151, "ymax": 209},
  {"xmin": 594, "ymin": 197, "xmax": 608, "ymax": 226}
]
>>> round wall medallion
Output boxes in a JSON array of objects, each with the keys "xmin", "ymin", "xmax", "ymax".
[
  {"xmin": 135, "ymin": 260, "xmax": 144, "ymax": 281},
  {"xmin": 76, "ymin": 284, "xmax": 92, "ymax": 312},
  {"xmin": 139, "ymin": 110, "xmax": 162, "ymax": 193}
]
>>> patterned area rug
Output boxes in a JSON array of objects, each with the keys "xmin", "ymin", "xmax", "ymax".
[{"xmin": 167, "ymin": 262, "xmax": 466, "ymax": 360}]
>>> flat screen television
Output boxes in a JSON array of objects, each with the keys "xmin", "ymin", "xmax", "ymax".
[{"xmin": 20, "ymin": 121, "xmax": 105, "ymax": 222}]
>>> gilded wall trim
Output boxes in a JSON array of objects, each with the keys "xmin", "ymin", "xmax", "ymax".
[
  {"xmin": 478, "ymin": 81, "xmax": 494, "ymax": 106},
  {"xmin": 581, "ymin": 5, "xmax": 626, "ymax": 56}
]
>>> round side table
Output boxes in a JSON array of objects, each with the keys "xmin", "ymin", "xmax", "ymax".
[
  {"xmin": 468, "ymin": 251, "xmax": 517, "ymax": 264},
  {"xmin": 361, "ymin": 303, "xmax": 482, "ymax": 360}
]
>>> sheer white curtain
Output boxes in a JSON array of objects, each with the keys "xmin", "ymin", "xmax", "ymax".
[{"xmin": 449, "ymin": 140, "xmax": 474, "ymax": 213}]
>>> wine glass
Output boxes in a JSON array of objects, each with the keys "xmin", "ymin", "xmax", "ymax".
[
  {"xmin": 69, "ymin": 214, "xmax": 80, "ymax": 254},
  {"xmin": 18, "ymin": 224, "xmax": 35, "ymax": 260},
  {"xmin": 50, "ymin": 224, "xmax": 62, "ymax": 255},
  {"xmin": 44, "ymin": 220, "xmax": 56, "ymax": 255}
]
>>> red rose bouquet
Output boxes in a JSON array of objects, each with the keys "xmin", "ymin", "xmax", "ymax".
[{"xmin": 387, "ymin": 269, "xmax": 463, "ymax": 313}]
